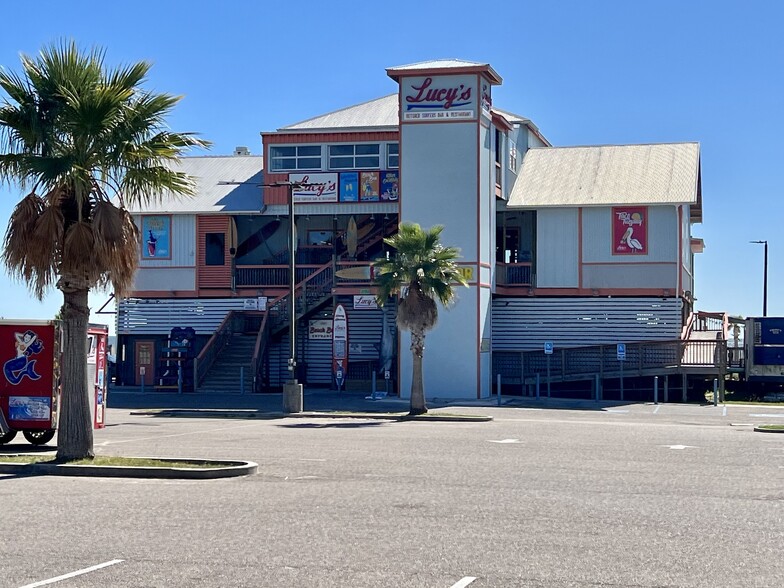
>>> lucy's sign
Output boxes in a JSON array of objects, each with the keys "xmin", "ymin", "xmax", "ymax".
[
  {"xmin": 288, "ymin": 173, "xmax": 338, "ymax": 203},
  {"xmin": 401, "ymin": 75, "xmax": 477, "ymax": 122}
]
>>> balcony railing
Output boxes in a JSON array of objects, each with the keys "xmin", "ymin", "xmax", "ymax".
[{"xmin": 496, "ymin": 262, "xmax": 533, "ymax": 287}]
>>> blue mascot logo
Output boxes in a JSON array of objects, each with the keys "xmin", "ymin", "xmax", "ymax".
[{"xmin": 3, "ymin": 330, "xmax": 44, "ymax": 385}]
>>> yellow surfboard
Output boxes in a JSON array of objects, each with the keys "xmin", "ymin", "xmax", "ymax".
[
  {"xmin": 346, "ymin": 216, "xmax": 358, "ymax": 258},
  {"xmin": 335, "ymin": 266, "xmax": 374, "ymax": 280}
]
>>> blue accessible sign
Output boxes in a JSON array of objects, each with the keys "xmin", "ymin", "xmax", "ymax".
[
  {"xmin": 544, "ymin": 341, "xmax": 554, "ymax": 355},
  {"xmin": 617, "ymin": 343, "xmax": 626, "ymax": 361}
]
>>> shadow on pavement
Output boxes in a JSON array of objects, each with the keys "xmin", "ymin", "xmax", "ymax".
[{"xmin": 276, "ymin": 421, "xmax": 388, "ymax": 429}]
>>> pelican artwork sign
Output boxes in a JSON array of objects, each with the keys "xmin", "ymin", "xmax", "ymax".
[{"xmin": 612, "ymin": 207, "xmax": 647, "ymax": 255}]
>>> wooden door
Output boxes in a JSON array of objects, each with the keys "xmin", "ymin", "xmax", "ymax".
[{"xmin": 135, "ymin": 341, "xmax": 155, "ymax": 386}]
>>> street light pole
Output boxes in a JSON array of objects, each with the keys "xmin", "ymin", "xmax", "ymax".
[
  {"xmin": 287, "ymin": 182, "xmax": 297, "ymax": 381},
  {"xmin": 751, "ymin": 240, "xmax": 768, "ymax": 317}
]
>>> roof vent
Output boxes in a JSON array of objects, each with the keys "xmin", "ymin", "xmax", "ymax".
[{"xmin": 234, "ymin": 146, "xmax": 250, "ymax": 156}]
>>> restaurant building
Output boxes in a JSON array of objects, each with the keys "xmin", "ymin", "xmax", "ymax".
[{"xmin": 115, "ymin": 59, "xmax": 703, "ymax": 399}]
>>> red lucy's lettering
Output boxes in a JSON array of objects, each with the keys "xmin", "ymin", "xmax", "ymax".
[{"xmin": 406, "ymin": 77, "xmax": 472, "ymax": 109}]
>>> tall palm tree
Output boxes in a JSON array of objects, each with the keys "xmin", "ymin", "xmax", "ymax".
[
  {"xmin": 0, "ymin": 42, "xmax": 208, "ymax": 460},
  {"xmin": 373, "ymin": 223, "xmax": 467, "ymax": 415}
]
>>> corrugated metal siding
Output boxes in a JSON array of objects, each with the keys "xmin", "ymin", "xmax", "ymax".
[
  {"xmin": 117, "ymin": 297, "xmax": 254, "ymax": 335},
  {"xmin": 491, "ymin": 297, "xmax": 683, "ymax": 350},
  {"xmin": 536, "ymin": 208, "xmax": 579, "ymax": 287},
  {"xmin": 135, "ymin": 215, "xmax": 196, "ymax": 267},
  {"xmin": 197, "ymin": 216, "xmax": 231, "ymax": 288},
  {"xmin": 581, "ymin": 206, "xmax": 677, "ymax": 263},
  {"xmin": 268, "ymin": 297, "xmax": 397, "ymax": 387}
]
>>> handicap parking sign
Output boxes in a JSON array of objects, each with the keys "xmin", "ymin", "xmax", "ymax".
[
  {"xmin": 617, "ymin": 343, "xmax": 626, "ymax": 361},
  {"xmin": 544, "ymin": 341, "xmax": 554, "ymax": 355},
  {"xmin": 335, "ymin": 366, "xmax": 345, "ymax": 387}
]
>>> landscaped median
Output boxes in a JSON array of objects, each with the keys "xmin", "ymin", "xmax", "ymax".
[
  {"xmin": 753, "ymin": 424, "xmax": 784, "ymax": 433},
  {"xmin": 129, "ymin": 408, "xmax": 493, "ymax": 422},
  {"xmin": 0, "ymin": 454, "xmax": 258, "ymax": 479}
]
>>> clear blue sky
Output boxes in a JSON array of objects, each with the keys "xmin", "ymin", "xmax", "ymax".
[{"xmin": 1, "ymin": 0, "xmax": 782, "ymax": 330}]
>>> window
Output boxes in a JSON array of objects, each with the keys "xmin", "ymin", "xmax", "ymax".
[
  {"xmin": 386, "ymin": 143, "xmax": 399, "ymax": 169},
  {"xmin": 328, "ymin": 144, "xmax": 380, "ymax": 170},
  {"xmin": 269, "ymin": 145, "xmax": 322, "ymax": 171},
  {"xmin": 205, "ymin": 233, "xmax": 225, "ymax": 266},
  {"xmin": 509, "ymin": 140, "xmax": 518, "ymax": 172}
]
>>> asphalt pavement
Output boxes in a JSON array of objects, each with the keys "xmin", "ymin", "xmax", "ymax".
[{"xmin": 2, "ymin": 398, "xmax": 783, "ymax": 587}]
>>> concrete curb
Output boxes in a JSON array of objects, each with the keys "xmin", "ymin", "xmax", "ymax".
[
  {"xmin": 0, "ymin": 457, "xmax": 258, "ymax": 479},
  {"xmin": 753, "ymin": 426, "xmax": 784, "ymax": 434},
  {"xmin": 130, "ymin": 409, "xmax": 492, "ymax": 422}
]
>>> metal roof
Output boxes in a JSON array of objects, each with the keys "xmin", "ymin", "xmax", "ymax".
[
  {"xmin": 280, "ymin": 94, "xmax": 399, "ymax": 131},
  {"xmin": 386, "ymin": 59, "xmax": 503, "ymax": 84},
  {"xmin": 387, "ymin": 58, "xmax": 491, "ymax": 71},
  {"xmin": 492, "ymin": 107, "xmax": 551, "ymax": 146},
  {"xmin": 125, "ymin": 155, "xmax": 264, "ymax": 214},
  {"xmin": 508, "ymin": 143, "xmax": 701, "ymax": 211}
]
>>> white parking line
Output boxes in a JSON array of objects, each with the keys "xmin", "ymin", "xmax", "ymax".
[
  {"xmin": 750, "ymin": 414, "xmax": 784, "ymax": 418},
  {"xmin": 723, "ymin": 405, "xmax": 728, "ymax": 417},
  {"xmin": 653, "ymin": 405, "xmax": 661, "ymax": 414},
  {"xmin": 605, "ymin": 409, "xmax": 629, "ymax": 414},
  {"xmin": 450, "ymin": 577, "xmax": 477, "ymax": 588},
  {"xmin": 19, "ymin": 559, "xmax": 124, "ymax": 588}
]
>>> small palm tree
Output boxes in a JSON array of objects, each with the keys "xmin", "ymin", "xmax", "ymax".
[
  {"xmin": 373, "ymin": 223, "xmax": 467, "ymax": 415},
  {"xmin": 0, "ymin": 42, "xmax": 208, "ymax": 460}
]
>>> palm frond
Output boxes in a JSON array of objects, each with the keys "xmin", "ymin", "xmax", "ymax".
[
  {"xmin": 1, "ymin": 41, "xmax": 206, "ymax": 299},
  {"xmin": 372, "ymin": 222, "xmax": 465, "ymax": 331},
  {"xmin": 3, "ymin": 192, "xmax": 43, "ymax": 268}
]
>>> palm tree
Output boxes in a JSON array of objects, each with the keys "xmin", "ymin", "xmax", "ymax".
[
  {"xmin": 373, "ymin": 223, "xmax": 467, "ymax": 415},
  {"xmin": 0, "ymin": 42, "xmax": 208, "ymax": 460}
]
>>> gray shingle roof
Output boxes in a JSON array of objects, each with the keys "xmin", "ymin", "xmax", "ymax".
[
  {"xmin": 508, "ymin": 143, "xmax": 701, "ymax": 209},
  {"xmin": 125, "ymin": 155, "xmax": 264, "ymax": 214},
  {"xmin": 280, "ymin": 94, "xmax": 399, "ymax": 131}
]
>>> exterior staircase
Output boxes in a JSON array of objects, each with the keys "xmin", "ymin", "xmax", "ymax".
[
  {"xmin": 198, "ymin": 333, "xmax": 256, "ymax": 393},
  {"xmin": 196, "ymin": 221, "xmax": 394, "ymax": 393}
]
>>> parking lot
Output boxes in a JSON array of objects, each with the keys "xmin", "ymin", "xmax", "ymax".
[{"xmin": 1, "ymin": 400, "xmax": 783, "ymax": 587}]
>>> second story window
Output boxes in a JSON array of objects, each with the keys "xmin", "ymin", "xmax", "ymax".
[
  {"xmin": 386, "ymin": 143, "xmax": 399, "ymax": 169},
  {"xmin": 328, "ymin": 144, "xmax": 380, "ymax": 170},
  {"xmin": 509, "ymin": 140, "xmax": 518, "ymax": 172},
  {"xmin": 269, "ymin": 145, "xmax": 322, "ymax": 171}
]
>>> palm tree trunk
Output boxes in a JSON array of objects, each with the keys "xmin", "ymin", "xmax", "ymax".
[
  {"xmin": 409, "ymin": 328, "xmax": 427, "ymax": 415},
  {"xmin": 56, "ymin": 283, "xmax": 94, "ymax": 461}
]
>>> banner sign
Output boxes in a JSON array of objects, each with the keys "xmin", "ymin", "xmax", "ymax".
[
  {"xmin": 360, "ymin": 172, "xmax": 379, "ymax": 201},
  {"xmin": 309, "ymin": 319, "xmax": 333, "ymax": 340},
  {"xmin": 339, "ymin": 172, "xmax": 359, "ymax": 202},
  {"xmin": 289, "ymin": 173, "xmax": 338, "ymax": 203},
  {"xmin": 613, "ymin": 207, "xmax": 647, "ymax": 255},
  {"xmin": 141, "ymin": 215, "xmax": 171, "ymax": 259},
  {"xmin": 401, "ymin": 75, "xmax": 478, "ymax": 122},
  {"xmin": 380, "ymin": 171, "xmax": 399, "ymax": 201}
]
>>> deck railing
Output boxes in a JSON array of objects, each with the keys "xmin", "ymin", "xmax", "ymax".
[
  {"xmin": 496, "ymin": 262, "xmax": 533, "ymax": 287},
  {"xmin": 493, "ymin": 339, "xmax": 729, "ymax": 387}
]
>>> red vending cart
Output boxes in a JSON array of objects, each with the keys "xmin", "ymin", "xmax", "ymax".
[
  {"xmin": 0, "ymin": 320, "xmax": 59, "ymax": 445},
  {"xmin": 0, "ymin": 320, "xmax": 109, "ymax": 445}
]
